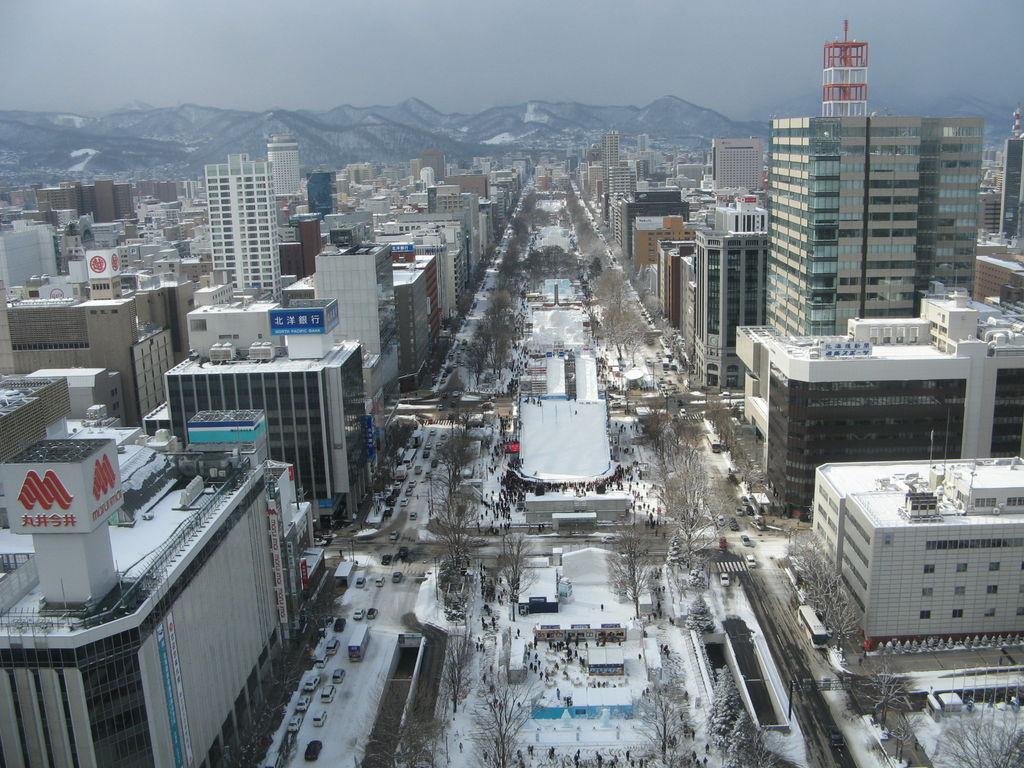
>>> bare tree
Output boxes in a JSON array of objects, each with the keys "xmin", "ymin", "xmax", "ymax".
[
  {"xmin": 787, "ymin": 532, "xmax": 844, "ymax": 615},
  {"xmin": 441, "ymin": 629, "xmax": 475, "ymax": 714},
  {"xmin": 649, "ymin": 442, "xmax": 714, "ymax": 572},
  {"xmin": 433, "ymin": 426, "xmax": 476, "ymax": 500},
  {"xmin": 886, "ymin": 711, "xmax": 920, "ymax": 764},
  {"xmin": 823, "ymin": 585, "xmax": 862, "ymax": 654},
  {"xmin": 853, "ymin": 662, "xmax": 910, "ymax": 727},
  {"xmin": 429, "ymin": 485, "xmax": 478, "ymax": 571},
  {"xmin": 464, "ymin": 338, "xmax": 489, "ymax": 388},
  {"xmin": 607, "ymin": 527, "xmax": 657, "ymax": 619},
  {"xmin": 471, "ymin": 673, "xmax": 534, "ymax": 768},
  {"xmin": 635, "ymin": 674, "xmax": 689, "ymax": 767},
  {"xmin": 938, "ymin": 715, "xmax": 1023, "ymax": 768},
  {"xmin": 496, "ymin": 533, "xmax": 537, "ymax": 621}
]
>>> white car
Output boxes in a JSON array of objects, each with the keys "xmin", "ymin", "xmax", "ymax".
[
  {"xmin": 353, "ymin": 608, "xmax": 365, "ymax": 621},
  {"xmin": 720, "ymin": 573, "xmax": 731, "ymax": 587},
  {"xmin": 287, "ymin": 713, "xmax": 303, "ymax": 732},
  {"xmin": 296, "ymin": 695, "xmax": 312, "ymax": 712}
]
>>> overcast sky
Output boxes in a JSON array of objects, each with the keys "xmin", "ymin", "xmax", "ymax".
[{"xmin": 1, "ymin": 0, "xmax": 1018, "ymax": 119}]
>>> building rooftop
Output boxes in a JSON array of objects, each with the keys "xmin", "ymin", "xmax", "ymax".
[
  {"xmin": 819, "ymin": 458, "xmax": 1024, "ymax": 529},
  {"xmin": 168, "ymin": 341, "xmax": 361, "ymax": 375},
  {"xmin": 6, "ymin": 439, "xmax": 102, "ymax": 464}
]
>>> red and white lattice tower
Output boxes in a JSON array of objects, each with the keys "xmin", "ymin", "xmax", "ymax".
[
  {"xmin": 822, "ymin": 20, "xmax": 868, "ymax": 117},
  {"xmin": 1012, "ymin": 103, "xmax": 1023, "ymax": 139}
]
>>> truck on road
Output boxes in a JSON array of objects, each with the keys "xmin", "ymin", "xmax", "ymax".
[{"xmin": 348, "ymin": 625, "xmax": 369, "ymax": 661}]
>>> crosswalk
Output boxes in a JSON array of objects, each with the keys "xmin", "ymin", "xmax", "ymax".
[{"xmin": 715, "ymin": 560, "xmax": 750, "ymax": 573}]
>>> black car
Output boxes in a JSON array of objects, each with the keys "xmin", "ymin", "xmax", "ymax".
[
  {"xmin": 397, "ymin": 546, "xmax": 410, "ymax": 561},
  {"xmin": 828, "ymin": 729, "xmax": 846, "ymax": 750},
  {"xmin": 304, "ymin": 740, "xmax": 323, "ymax": 761},
  {"xmin": 381, "ymin": 554, "xmax": 393, "ymax": 565},
  {"xmin": 332, "ymin": 617, "xmax": 346, "ymax": 633},
  {"xmin": 729, "ymin": 520, "xmax": 740, "ymax": 531}
]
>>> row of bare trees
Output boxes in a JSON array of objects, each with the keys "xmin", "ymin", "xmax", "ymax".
[
  {"xmin": 589, "ymin": 269, "xmax": 648, "ymax": 364},
  {"xmin": 788, "ymin": 532, "xmax": 862, "ymax": 653}
]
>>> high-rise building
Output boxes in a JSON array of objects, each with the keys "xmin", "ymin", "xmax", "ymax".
[
  {"xmin": 636, "ymin": 134, "xmax": 649, "ymax": 153},
  {"xmin": 612, "ymin": 189, "xmax": 687, "ymax": 267},
  {"xmin": 601, "ymin": 131, "xmax": 620, "ymax": 188},
  {"xmin": 821, "ymin": 20, "xmax": 868, "ymax": 117},
  {"xmin": 266, "ymin": 133, "xmax": 300, "ymax": 196},
  {"xmin": 693, "ymin": 202, "xmax": 768, "ymax": 389},
  {"xmin": 999, "ymin": 106, "xmax": 1023, "ymax": 239},
  {"xmin": 418, "ymin": 148, "xmax": 445, "ymax": 182},
  {"xmin": 35, "ymin": 180, "xmax": 134, "ymax": 223},
  {"xmin": 711, "ymin": 137, "xmax": 764, "ymax": 191},
  {"xmin": 306, "ymin": 170, "xmax": 334, "ymax": 217},
  {"xmin": 766, "ymin": 116, "xmax": 983, "ymax": 337},
  {"xmin": 204, "ymin": 154, "xmax": 281, "ymax": 297}
]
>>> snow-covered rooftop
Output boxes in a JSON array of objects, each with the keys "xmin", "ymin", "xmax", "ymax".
[{"xmin": 519, "ymin": 399, "xmax": 612, "ymax": 482}]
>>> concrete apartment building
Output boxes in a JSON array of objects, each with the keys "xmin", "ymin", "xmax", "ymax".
[
  {"xmin": 974, "ymin": 253, "xmax": 1024, "ymax": 303},
  {"xmin": 813, "ymin": 457, "xmax": 1024, "ymax": 646},
  {"xmin": 693, "ymin": 202, "xmax": 768, "ymax": 389},
  {"xmin": 711, "ymin": 137, "xmax": 764, "ymax": 191},
  {"xmin": 767, "ymin": 116, "xmax": 983, "ymax": 337},
  {"xmin": 392, "ymin": 257, "xmax": 438, "ymax": 390},
  {"xmin": 0, "ymin": 295, "xmax": 171, "ymax": 426},
  {"xmin": 204, "ymin": 154, "xmax": 281, "ymax": 297},
  {"xmin": 612, "ymin": 189, "xmax": 688, "ymax": 269},
  {"xmin": 631, "ymin": 216, "xmax": 690, "ymax": 271},
  {"xmin": 36, "ymin": 180, "xmax": 133, "ymax": 223},
  {"xmin": 740, "ymin": 291, "xmax": 1024, "ymax": 515},
  {"xmin": 0, "ymin": 375, "xmax": 70, "ymax": 462}
]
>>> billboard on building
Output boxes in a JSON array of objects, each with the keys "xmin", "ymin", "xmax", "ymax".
[
  {"xmin": 2, "ymin": 440, "xmax": 123, "ymax": 535},
  {"xmin": 269, "ymin": 299, "xmax": 340, "ymax": 336}
]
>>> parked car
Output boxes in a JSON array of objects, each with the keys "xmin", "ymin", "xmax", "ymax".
[
  {"xmin": 333, "ymin": 617, "xmax": 346, "ymax": 633},
  {"xmin": 729, "ymin": 519, "xmax": 740, "ymax": 531},
  {"xmin": 325, "ymin": 638, "xmax": 339, "ymax": 656},
  {"xmin": 312, "ymin": 710, "xmax": 328, "ymax": 728},
  {"xmin": 319, "ymin": 684, "xmax": 336, "ymax": 703},
  {"xmin": 288, "ymin": 714, "xmax": 304, "ymax": 733},
  {"xmin": 296, "ymin": 695, "xmax": 312, "ymax": 712},
  {"xmin": 354, "ymin": 575, "xmax": 366, "ymax": 588},
  {"xmin": 304, "ymin": 739, "xmax": 322, "ymax": 760},
  {"xmin": 367, "ymin": 607, "xmax": 379, "ymax": 620},
  {"xmin": 353, "ymin": 608, "xmax": 365, "ymax": 621},
  {"xmin": 716, "ymin": 515, "xmax": 726, "ymax": 526}
]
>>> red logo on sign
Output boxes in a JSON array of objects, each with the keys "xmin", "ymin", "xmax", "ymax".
[
  {"xmin": 111, "ymin": 253, "xmax": 120, "ymax": 272},
  {"xmin": 93, "ymin": 454, "xmax": 116, "ymax": 500},
  {"xmin": 18, "ymin": 471, "xmax": 73, "ymax": 511},
  {"xmin": 89, "ymin": 255, "xmax": 107, "ymax": 274}
]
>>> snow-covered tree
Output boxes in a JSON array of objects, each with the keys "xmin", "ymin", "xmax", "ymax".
[
  {"xmin": 496, "ymin": 533, "xmax": 536, "ymax": 621},
  {"xmin": 709, "ymin": 668, "xmax": 742, "ymax": 752},
  {"xmin": 939, "ymin": 715, "xmax": 1023, "ymax": 768},
  {"xmin": 441, "ymin": 629, "xmax": 475, "ymax": 713},
  {"xmin": 606, "ymin": 527, "xmax": 657, "ymax": 619},
  {"xmin": 726, "ymin": 711, "xmax": 786, "ymax": 768},
  {"xmin": 471, "ymin": 673, "xmax": 534, "ymax": 768},
  {"xmin": 685, "ymin": 596, "xmax": 715, "ymax": 634},
  {"xmin": 635, "ymin": 676, "xmax": 689, "ymax": 767}
]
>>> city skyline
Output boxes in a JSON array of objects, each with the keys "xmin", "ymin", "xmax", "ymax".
[{"xmin": 1, "ymin": 0, "xmax": 1019, "ymax": 121}]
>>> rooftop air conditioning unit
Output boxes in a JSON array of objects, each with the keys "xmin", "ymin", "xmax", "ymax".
[
  {"xmin": 249, "ymin": 342, "xmax": 274, "ymax": 361},
  {"xmin": 209, "ymin": 342, "xmax": 234, "ymax": 362}
]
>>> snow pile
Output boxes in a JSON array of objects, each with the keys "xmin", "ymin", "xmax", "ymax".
[
  {"xmin": 68, "ymin": 148, "xmax": 98, "ymax": 172},
  {"xmin": 519, "ymin": 398, "xmax": 612, "ymax": 481}
]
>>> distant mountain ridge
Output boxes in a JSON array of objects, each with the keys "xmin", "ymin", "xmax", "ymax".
[{"xmin": 0, "ymin": 96, "xmax": 767, "ymax": 180}]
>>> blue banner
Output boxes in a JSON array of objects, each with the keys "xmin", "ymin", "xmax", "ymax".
[
  {"xmin": 156, "ymin": 625, "xmax": 185, "ymax": 768},
  {"xmin": 364, "ymin": 415, "xmax": 376, "ymax": 460}
]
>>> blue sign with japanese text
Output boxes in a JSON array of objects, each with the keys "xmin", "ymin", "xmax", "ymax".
[
  {"xmin": 364, "ymin": 415, "xmax": 376, "ymax": 460},
  {"xmin": 269, "ymin": 301, "xmax": 339, "ymax": 335}
]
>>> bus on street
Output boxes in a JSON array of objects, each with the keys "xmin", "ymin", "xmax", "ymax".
[{"xmin": 797, "ymin": 605, "xmax": 829, "ymax": 649}]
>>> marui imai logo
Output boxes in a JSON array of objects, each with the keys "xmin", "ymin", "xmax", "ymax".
[
  {"xmin": 18, "ymin": 471, "xmax": 73, "ymax": 511},
  {"xmin": 89, "ymin": 254, "xmax": 107, "ymax": 274},
  {"xmin": 93, "ymin": 454, "xmax": 116, "ymax": 499}
]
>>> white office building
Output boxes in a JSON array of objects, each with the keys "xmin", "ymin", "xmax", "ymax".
[
  {"xmin": 814, "ymin": 457, "xmax": 1024, "ymax": 646},
  {"xmin": 711, "ymin": 137, "xmax": 764, "ymax": 191},
  {"xmin": 204, "ymin": 154, "xmax": 281, "ymax": 297},
  {"xmin": 0, "ymin": 432, "xmax": 298, "ymax": 766},
  {"xmin": 266, "ymin": 134, "xmax": 300, "ymax": 196}
]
